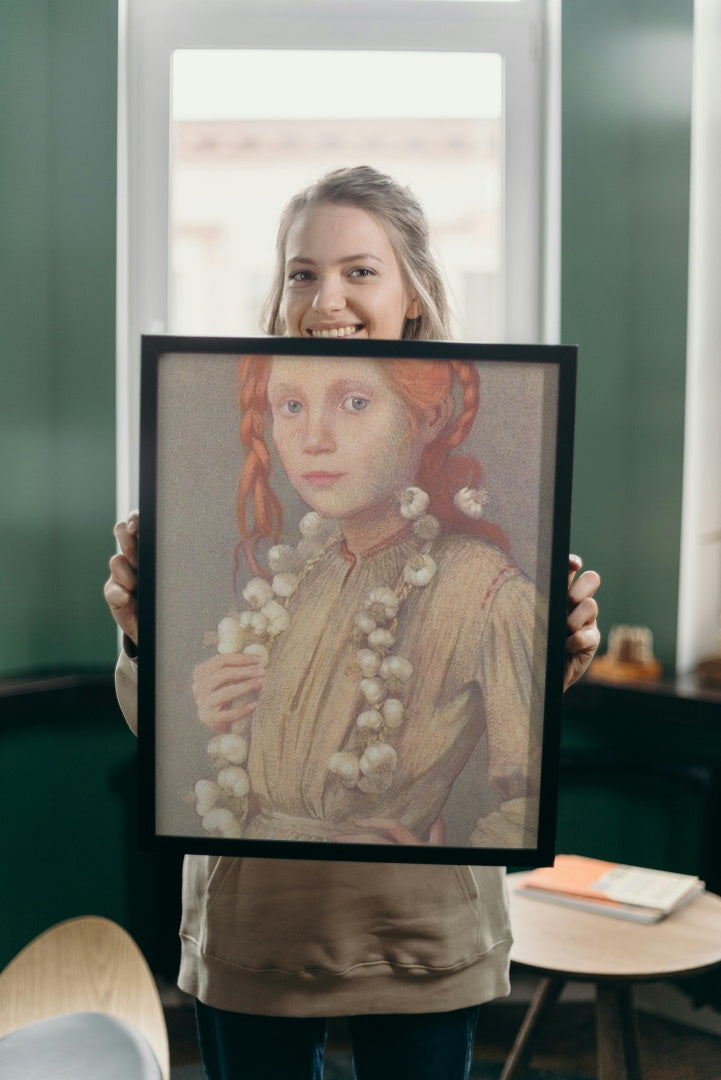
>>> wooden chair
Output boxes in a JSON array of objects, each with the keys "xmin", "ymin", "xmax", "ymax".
[{"xmin": 0, "ymin": 915, "xmax": 170, "ymax": 1079}]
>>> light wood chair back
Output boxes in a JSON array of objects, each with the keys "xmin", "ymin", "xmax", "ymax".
[{"xmin": 0, "ymin": 915, "xmax": 170, "ymax": 1080}]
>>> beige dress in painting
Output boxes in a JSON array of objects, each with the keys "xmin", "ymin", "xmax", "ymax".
[{"xmin": 239, "ymin": 530, "xmax": 546, "ymax": 850}]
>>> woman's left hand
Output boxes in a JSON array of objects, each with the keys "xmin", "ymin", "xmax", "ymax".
[
  {"xmin": 564, "ymin": 554, "xmax": 601, "ymax": 691},
  {"xmin": 333, "ymin": 817, "xmax": 445, "ymax": 846}
]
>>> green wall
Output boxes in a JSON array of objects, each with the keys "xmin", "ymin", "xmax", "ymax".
[
  {"xmin": 0, "ymin": 1, "xmax": 693, "ymax": 677},
  {"xmin": 0, "ymin": 0, "xmax": 118, "ymax": 676},
  {"xmin": 562, "ymin": 0, "xmax": 693, "ymax": 669}
]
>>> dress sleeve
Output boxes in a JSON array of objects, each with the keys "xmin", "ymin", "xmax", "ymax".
[
  {"xmin": 115, "ymin": 648, "xmax": 139, "ymax": 736},
  {"xmin": 470, "ymin": 570, "xmax": 547, "ymax": 848}
]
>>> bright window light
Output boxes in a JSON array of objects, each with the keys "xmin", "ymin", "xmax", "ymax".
[{"xmin": 170, "ymin": 50, "xmax": 504, "ymax": 341}]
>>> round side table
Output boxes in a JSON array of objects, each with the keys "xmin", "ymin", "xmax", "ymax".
[{"xmin": 502, "ymin": 873, "xmax": 721, "ymax": 1080}]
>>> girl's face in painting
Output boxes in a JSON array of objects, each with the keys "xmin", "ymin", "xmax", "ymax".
[
  {"xmin": 267, "ymin": 359, "xmax": 444, "ymax": 542},
  {"xmin": 280, "ymin": 203, "xmax": 421, "ymax": 340}
]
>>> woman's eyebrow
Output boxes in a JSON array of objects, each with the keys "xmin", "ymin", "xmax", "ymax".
[
  {"xmin": 339, "ymin": 253, "xmax": 384, "ymax": 265},
  {"xmin": 286, "ymin": 253, "xmax": 384, "ymax": 267}
]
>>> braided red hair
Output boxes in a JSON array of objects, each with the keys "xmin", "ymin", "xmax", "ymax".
[{"xmin": 235, "ymin": 355, "xmax": 508, "ymax": 574}]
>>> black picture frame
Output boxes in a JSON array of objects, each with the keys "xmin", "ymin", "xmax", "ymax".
[{"xmin": 138, "ymin": 335, "xmax": 576, "ymax": 866}]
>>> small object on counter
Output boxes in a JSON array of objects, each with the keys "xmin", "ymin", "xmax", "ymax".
[
  {"xmin": 590, "ymin": 623, "xmax": 662, "ymax": 682},
  {"xmin": 696, "ymin": 653, "xmax": 721, "ymax": 688}
]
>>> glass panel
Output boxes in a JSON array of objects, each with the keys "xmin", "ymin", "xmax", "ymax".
[{"xmin": 170, "ymin": 49, "xmax": 503, "ymax": 340}]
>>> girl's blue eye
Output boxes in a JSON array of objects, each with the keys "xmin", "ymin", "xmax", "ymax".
[
  {"xmin": 343, "ymin": 396, "xmax": 370, "ymax": 413},
  {"xmin": 283, "ymin": 399, "xmax": 303, "ymax": 415}
]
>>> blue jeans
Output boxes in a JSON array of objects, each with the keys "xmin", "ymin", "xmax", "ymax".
[{"xmin": 195, "ymin": 1000, "xmax": 481, "ymax": 1080}]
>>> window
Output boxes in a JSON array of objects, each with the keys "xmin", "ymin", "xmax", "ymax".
[
  {"xmin": 118, "ymin": 0, "xmax": 557, "ymax": 509},
  {"xmin": 169, "ymin": 49, "xmax": 503, "ymax": 339}
]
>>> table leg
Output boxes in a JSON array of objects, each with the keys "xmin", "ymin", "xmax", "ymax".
[
  {"xmin": 596, "ymin": 982, "xmax": 643, "ymax": 1080},
  {"xmin": 499, "ymin": 976, "xmax": 565, "ymax": 1080}
]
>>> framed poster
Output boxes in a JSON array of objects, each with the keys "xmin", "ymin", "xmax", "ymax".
[{"xmin": 138, "ymin": 336, "xmax": 576, "ymax": 865}]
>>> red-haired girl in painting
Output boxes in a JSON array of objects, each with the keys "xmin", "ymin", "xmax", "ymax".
[{"xmin": 192, "ymin": 349, "xmax": 543, "ymax": 850}]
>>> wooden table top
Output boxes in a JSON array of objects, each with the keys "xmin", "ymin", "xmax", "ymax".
[{"xmin": 508, "ymin": 872, "xmax": 721, "ymax": 981}]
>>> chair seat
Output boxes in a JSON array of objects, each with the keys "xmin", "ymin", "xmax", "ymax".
[{"xmin": 0, "ymin": 1011, "xmax": 163, "ymax": 1080}]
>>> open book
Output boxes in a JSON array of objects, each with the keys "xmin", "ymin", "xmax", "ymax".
[{"xmin": 515, "ymin": 854, "xmax": 705, "ymax": 923}]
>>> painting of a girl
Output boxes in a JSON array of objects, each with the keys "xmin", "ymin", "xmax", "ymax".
[{"xmin": 188, "ymin": 348, "xmax": 548, "ymax": 851}]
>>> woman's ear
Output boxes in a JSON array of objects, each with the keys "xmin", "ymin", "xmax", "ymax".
[{"xmin": 406, "ymin": 295, "xmax": 423, "ymax": 320}]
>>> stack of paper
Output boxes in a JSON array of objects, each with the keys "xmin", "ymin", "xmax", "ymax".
[{"xmin": 516, "ymin": 855, "xmax": 705, "ymax": 923}]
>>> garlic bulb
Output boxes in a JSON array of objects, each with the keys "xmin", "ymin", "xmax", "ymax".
[
  {"xmin": 399, "ymin": 486, "xmax": 430, "ymax": 520},
  {"xmin": 242, "ymin": 577, "xmax": 274, "ymax": 611},
  {"xmin": 201, "ymin": 807, "xmax": 243, "ymax": 838},
  {"xmin": 357, "ymin": 709, "xmax": 384, "ymax": 733},
  {"xmin": 194, "ymin": 779, "xmax": 221, "ymax": 816},
  {"xmin": 207, "ymin": 733, "xmax": 248, "ymax": 767},
  {"xmin": 217, "ymin": 766, "xmax": 250, "ymax": 800},
  {"xmin": 328, "ymin": 751, "xmax": 361, "ymax": 788}
]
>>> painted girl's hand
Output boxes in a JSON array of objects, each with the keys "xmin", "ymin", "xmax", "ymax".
[
  {"xmin": 333, "ymin": 816, "xmax": 445, "ymax": 846},
  {"xmin": 104, "ymin": 510, "xmax": 140, "ymax": 646},
  {"xmin": 192, "ymin": 653, "xmax": 265, "ymax": 733},
  {"xmin": 564, "ymin": 554, "xmax": 601, "ymax": 691}
]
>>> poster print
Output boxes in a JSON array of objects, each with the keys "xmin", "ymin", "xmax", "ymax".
[{"xmin": 138, "ymin": 336, "xmax": 576, "ymax": 865}]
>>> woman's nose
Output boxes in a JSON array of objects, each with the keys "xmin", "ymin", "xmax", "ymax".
[
  {"xmin": 312, "ymin": 273, "xmax": 345, "ymax": 315},
  {"xmin": 303, "ymin": 407, "xmax": 336, "ymax": 453}
]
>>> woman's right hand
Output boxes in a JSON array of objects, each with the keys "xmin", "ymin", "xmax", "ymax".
[
  {"xmin": 192, "ymin": 653, "xmax": 265, "ymax": 733},
  {"xmin": 104, "ymin": 510, "xmax": 139, "ymax": 646}
]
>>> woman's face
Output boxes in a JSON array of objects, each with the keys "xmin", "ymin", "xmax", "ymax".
[
  {"xmin": 267, "ymin": 358, "xmax": 440, "ymax": 528},
  {"xmin": 280, "ymin": 203, "xmax": 421, "ymax": 340}
]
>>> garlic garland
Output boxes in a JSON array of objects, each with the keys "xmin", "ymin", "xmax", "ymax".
[
  {"xmin": 194, "ymin": 511, "xmax": 338, "ymax": 837},
  {"xmin": 326, "ymin": 486, "xmax": 439, "ymax": 797},
  {"xmin": 192, "ymin": 491, "xmax": 440, "ymax": 837}
]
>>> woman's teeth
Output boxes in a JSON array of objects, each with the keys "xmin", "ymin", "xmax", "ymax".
[{"xmin": 310, "ymin": 325, "xmax": 360, "ymax": 338}]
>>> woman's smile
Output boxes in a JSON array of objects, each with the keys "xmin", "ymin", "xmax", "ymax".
[
  {"xmin": 281, "ymin": 204, "xmax": 421, "ymax": 341},
  {"xmin": 307, "ymin": 324, "xmax": 363, "ymax": 339}
]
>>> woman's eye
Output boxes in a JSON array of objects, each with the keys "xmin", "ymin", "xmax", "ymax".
[
  {"xmin": 288, "ymin": 270, "xmax": 313, "ymax": 283},
  {"xmin": 342, "ymin": 396, "xmax": 370, "ymax": 413},
  {"xmin": 281, "ymin": 399, "xmax": 303, "ymax": 416},
  {"xmin": 349, "ymin": 267, "xmax": 374, "ymax": 279}
]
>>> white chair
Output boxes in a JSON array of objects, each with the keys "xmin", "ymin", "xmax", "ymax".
[{"xmin": 0, "ymin": 915, "xmax": 170, "ymax": 1079}]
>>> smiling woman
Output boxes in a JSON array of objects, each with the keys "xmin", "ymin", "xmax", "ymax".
[
  {"xmin": 281, "ymin": 206, "xmax": 422, "ymax": 340},
  {"xmin": 263, "ymin": 167, "xmax": 452, "ymax": 341}
]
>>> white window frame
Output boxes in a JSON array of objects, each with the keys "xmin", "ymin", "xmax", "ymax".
[
  {"xmin": 117, "ymin": 0, "xmax": 559, "ymax": 511},
  {"xmin": 676, "ymin": 0, "xmax": 721, "ymax": 674}
]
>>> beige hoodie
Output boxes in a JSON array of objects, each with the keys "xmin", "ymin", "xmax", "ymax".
[{"xmin": 115, "ymin": 535, "xmax": 537, "ymax": 1016}]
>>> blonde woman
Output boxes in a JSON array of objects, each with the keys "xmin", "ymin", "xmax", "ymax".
[{"xmin": 106, "ymin": 167, "xmax": 600, "ymax": 1080}]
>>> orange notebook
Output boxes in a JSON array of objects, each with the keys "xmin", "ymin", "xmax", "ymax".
[{"xmin": 515, "ymin": 855, "xmax": 704, "ymax": 923}]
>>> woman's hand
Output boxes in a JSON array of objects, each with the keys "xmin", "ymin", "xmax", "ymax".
[
  {"xmin": 104, "ymin": 510, "xmax": 140, "ymax": 646},
  {"xmin": 192, "ymin": 653, "xmax": 265, "ymax": 733},
  {"xmin": 333, "ymin": 816, "xmax": 445, "ymax": 846},
  {"xmin": 564, "ymin": 554, "xmax": 601, "ymax": 691}
]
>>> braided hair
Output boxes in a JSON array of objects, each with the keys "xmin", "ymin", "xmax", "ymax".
[{"xmin": 235, "ymin": 355, "xmax": 508, "ymax": 574}]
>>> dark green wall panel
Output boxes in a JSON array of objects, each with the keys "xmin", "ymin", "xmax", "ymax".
[
  {"xmin": 562, "ymin": 1, "xmax": 693, "ymax": 669},
  {"xmin": 0, "ymin": 0, "xmax": 118, "ymax": 675}
]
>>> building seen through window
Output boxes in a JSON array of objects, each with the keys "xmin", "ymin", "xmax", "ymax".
[{"xmin": 170, "ymin": 50, "xmax": 503, "ymax": 341}]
